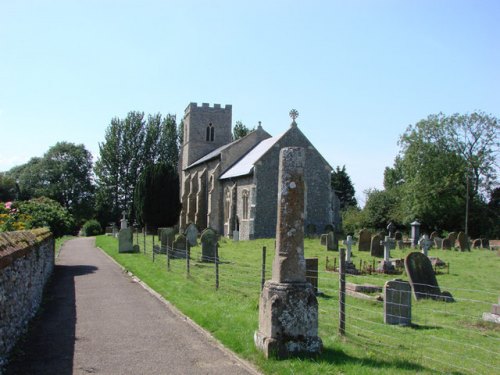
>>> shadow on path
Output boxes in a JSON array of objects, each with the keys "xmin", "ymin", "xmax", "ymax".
[{"xmin": 5, "ymin": 264, "xmax": 97, "ymax": 375}]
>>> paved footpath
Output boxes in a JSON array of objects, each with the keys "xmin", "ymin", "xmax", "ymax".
[{"xmin": 6, "ymin": 237, "xmax": 259, "ymax": 375}]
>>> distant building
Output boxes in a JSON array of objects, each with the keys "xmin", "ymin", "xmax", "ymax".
[{"xmin": 179, "ymin": 102, "xmax": 339, "ymax": 240}]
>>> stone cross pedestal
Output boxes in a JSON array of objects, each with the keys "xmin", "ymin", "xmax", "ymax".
[
  {"xmin": 255, "ymin": 147, "xmax": 322, "ymax": 358},
  {"xmin": 419, "ymin": 234, "xmax": 433, "ymax": 257}
]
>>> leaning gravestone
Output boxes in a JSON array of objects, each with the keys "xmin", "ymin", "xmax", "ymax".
[
  {"xmin": 456, "ymin": 231, "xmax": 469, "ymax": 252},
  {"xmin": 404, "ymin": 252, "xmax": 453, "ymax": 301},
  {"xmin": 255, "ymin": 147, "xmax": 322, "ymax": 358},
  {"xmin": 447, "ymin": 232, "xmax": 457, "ymax": 248},
  {"xmin": 326, "ymin": 231, "xmax": 338, "ymax": 251},
  {"xmin": 472, "ymin": 239, "xmax": 481, "ymax": 249},
  {"xmin": 370, "ymin": 234, "xmax": 383, "ymax": 257},
  {"xmin": 358, "ymin": 229, "xmax": 372, "ymax": 252},
  {"xmin": 118, "ymin": 228, "xmax": 139, "ymax": 253},
  {"xmin": 185, "ymin": 223, "xmax": 199, "ymax": 247},
  {"xmin": 200, "ymin": 227, "xmax": 218, "ymax": 262},
  {"xmin": 384, "ymin": 279, "xmax": 411, "ymax": 325},
  {"xmin": 441, "ymin": 238, "xmax": 451, "ymax": 250},
  {"xmin": 160, "ymin": 227, "xmax": 176, "ymax": 254},
  {"xmin": 171, "ymin": 234, "xmax": 189, "ymax": 259},
  {"xmin": 430, "ymin": 231, "xmax": 438, "ymax": 240}
]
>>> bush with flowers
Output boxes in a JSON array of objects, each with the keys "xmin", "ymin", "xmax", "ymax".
[{"xmin": 0, "ymin": 201, "xmax": 32, "ymax": 232}]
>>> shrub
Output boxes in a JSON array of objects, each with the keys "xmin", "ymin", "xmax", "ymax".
[{"xmin": 82, "ymin": 219, "xmax": 102, "ymax": 236}]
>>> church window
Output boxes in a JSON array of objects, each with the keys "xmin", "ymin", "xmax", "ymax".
[
  {"xmin": 206, "ymin": 122, "xmax": 215, "ymax": 142},
  {"xmin": 242, "ymin": 190, "xmax": 249, "ymax": 219}
]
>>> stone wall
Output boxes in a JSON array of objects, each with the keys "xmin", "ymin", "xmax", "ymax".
[{"xmin": 0, "ymin": 228, "xmax": 54, "ymax": 369}]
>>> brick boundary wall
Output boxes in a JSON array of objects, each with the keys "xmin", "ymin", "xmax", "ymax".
[{"xmin": 0, "ymin": 228, "xmax": 54, "ymax": 370}]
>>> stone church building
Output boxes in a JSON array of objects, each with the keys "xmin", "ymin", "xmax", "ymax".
[{"xmin": 179, "ymin": 102, "xmax": 338, "ymax": 240}]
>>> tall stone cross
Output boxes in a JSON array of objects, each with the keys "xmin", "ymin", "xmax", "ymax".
[
  {"xmin": 342, "ymin": 235, "xmax": 356, "ymax": 263},
  {"xmin": 419, "ymin": 234, "xmax": 433, "ymax": 257},
  {"xmin": 381, "ymin": 235, "xmax": 395, "ymax": 264},
  {"xmin": 255, "ymin": 147, "xmax": 322, "ymax": 359},
  {"xmin": 289, "ymin": 109, "xmax": 299, "ymax": 127},
  {"xmin": 120, "ymin": 210, "xmax": 128, "ymax": 230}
]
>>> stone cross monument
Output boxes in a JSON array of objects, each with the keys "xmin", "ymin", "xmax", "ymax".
[
  {"xmin": 254, "ymin": 147, "xmax": 322, "ymax": 358},
  {"xmin": 377, "ymin": 235, "xmax": 396, "ymax": 273},
  {"xmin": 120, "ymin": 211, "xmax": 128, "ymax": 230},
  {"xmin": 342, "ymin": 235, "xmax": 355, "ymax": 263},
  {"xmin": 419, "ymin": 234, "xmax": 433, "ymax": 257},
  {"xmin": 411, "ymin": 220, "xmax": 421, "ymax": 248}
]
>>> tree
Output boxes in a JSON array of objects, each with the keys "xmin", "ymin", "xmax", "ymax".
[
  {"xmin": 6, "ymin": 143, "xmax": 94, "ymax": 224},
  {"xmin": 134, "ymin": 163, "xmax": 181, "ymax": 228},
  {"xmin": 330, "ymin": 165, "xmax": 357, "ymax": 210},
  {"xmin": 0, "ymin": 173, "xmax": 17, "ymax": 201},
  {"xmin": 95, "ymin": 111, "xmax": 179, "ymax": 225},
  {"xmin": 233, "ymin": 121, "xmax": 253, "ymax": 140}
]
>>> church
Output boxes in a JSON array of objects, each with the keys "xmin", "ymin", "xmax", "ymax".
[{"xmin": 179, "ymin": 102, "xmax": 339, "ymax": 240}]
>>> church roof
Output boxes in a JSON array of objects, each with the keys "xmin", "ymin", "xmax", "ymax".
[
  {"xmin": 219, "ymin": 133, "xmax": 284, "ymax": 180},
  {"xmin": 185, "ymin": 141, "xmax": 236, "ymax": 169}
]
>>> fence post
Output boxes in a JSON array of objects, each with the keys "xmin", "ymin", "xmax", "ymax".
[
  {"xmin": 143, "ymin": 225, "xmax": 147, "ymax": 255},
  {"xmin": 186, "ymin": 242, "xmax": 190, "ymax": 276},
  {"xmin": 167, "ymin": 241, "xmax": 171, "ymax": 272},
  {"xmin": 215, "ymin": 243, "xmax": 219, "ymax": 290},
  {"xmin": 260, "ymin": 246, "xmax": 267, "ymax": 291},
  {"xmin": 339, "ymin": 247, "xmax": 346, "ymax": 336}
]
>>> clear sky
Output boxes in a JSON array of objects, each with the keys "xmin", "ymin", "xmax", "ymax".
[{"xmin": 1, "ymin": 0, "xmax": 499, "ymax": 206}]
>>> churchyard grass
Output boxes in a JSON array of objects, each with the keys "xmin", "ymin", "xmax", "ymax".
[{"xmin": 96, "ymin": 235, "xmax": 500, "ymax": 374}]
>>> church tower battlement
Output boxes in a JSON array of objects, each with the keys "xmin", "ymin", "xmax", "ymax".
[{"xmin": 181, "ymin": 102, "xmax": 232, "ymax": 170}]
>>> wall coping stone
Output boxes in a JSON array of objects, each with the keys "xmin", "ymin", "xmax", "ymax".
[{"xmin": 0, "ymin": 228, "xmax": 52, "ymax": 270}]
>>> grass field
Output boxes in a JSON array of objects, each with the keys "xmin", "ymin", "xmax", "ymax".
[{"xmin": 95, "ymin": 235, "xmax": 500, "ymax": 374}]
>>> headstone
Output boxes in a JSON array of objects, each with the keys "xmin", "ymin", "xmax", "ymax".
[
  {"xmin": 387, "ymin": 222, "xmax": 396, "ymax": 238},
  {"xmin": 447, "ymin": 232, "xmax": 457, "ymax": 248},
  {"xmin": 171, "ymin": 234, "xmax": 189, "ymax": 259},
  {"xmin": 326, "ymin": 231, "xmax": 338, "ymax": 251},
  {"xmin": 441, "ymin": 238, "xmax": 451, "ymax": 250},
  {"xmin": 394, "ymin": 231, "xmax": 403, "ymax": 241},
  {"xmin": 456, "ymin": 231, "xmax": 469, "ymax": 252},
  {"xmin": 305, "ymin": 258, "xmax": 319, "ymax": 294},
  {"xmin": 320, "ymin": 234, "xmax": 328, "ymax": 246},
  {"xmin": 472, "ymin": 239, "xmax": 481, "ymax": 249},
  {"xmin": 358, "ymin": 229, "xmax": 372, "ymax": 252},
  {"xmin": 118, "ymin": 228, "xmax": 139, "ymax": 253},
  {"xmin": 377, "ymin": 236, "xmax": 395, "ymax": 272},
  {"xmin": 105, "ymin": 226, "xmax": 113, "ymax": 234},
  {"xmin": 410, "ymin": 221, "xmax": 420, "ymax": 248},
  {"xmin": 342, "ymin": 235, "xmax": 356, "ymax": 263},
  {"xmin": 200, "ymin": 227, "xmax": 218, "ymax": 262},
  {"xmin": 160, "ymin": 227, "xmax": 176, "ymax": 254},
  {"xmin": 185, "ymin": 223, "xmax": 199, "ymax": 247},
  {"xmin": 419, "ymin": 234, "xmax": 433, "ymax": 257},
  {"xmin": 430, "ymin": 231, "xmax": 438, "ymax": 240},
  {"xmin": 120, "ymin": 211, "xmax": 128, "ymax": 230},
  {"xmin": 233, "ymin": 230, "xmax": 240, "ymax": 241},
  {"xmin": 433, "ymin": 237, "xmax": 444, "ymax": 249},
  {"xmin": 305, "ymin": 223, "xmax": 317, "ymax": 238},
  {"xmin": 255, "ymin": 147, "xmax": 322, "ymax": 358},
  {"xmin": 482, "ymin": 239, "xmax": 490, "ymax": 250},
  {"xmin": 404, "ymin": 252, "xmax": 453, "ymax": 302},
  {"xmin": 384, "ymin": 279, "xmax": 411, "ymax": 325},
  {"xmin": 370, "ymin": 234, "xmax": 383, "ymax": 257},
  {"xmin": 112, "ymin": 225, "xmax": 118, "ymax": 237}
]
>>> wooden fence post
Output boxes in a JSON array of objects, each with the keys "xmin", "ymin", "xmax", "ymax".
[
  {"xmin": 260, "ymin": 246, "xmax": 267, "ymax": 291},
  {"xmin": 215, "ymin": 243, "xmax": 219, "ymax": 290},
  {"xmin": 339, "ymin": 247, "xmax": 346, "ymax": 336}
]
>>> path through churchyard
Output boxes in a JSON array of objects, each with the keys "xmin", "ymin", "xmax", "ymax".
[{"xmin": 5, "ymin": 238, "xmax": 257, "ymax": 375}]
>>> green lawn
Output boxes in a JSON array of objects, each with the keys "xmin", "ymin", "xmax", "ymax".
[{"xmin": 95, "ymin": 235, "xmax": 500, "ymax": 375}]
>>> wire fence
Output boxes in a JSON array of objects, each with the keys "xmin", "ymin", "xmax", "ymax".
[{"xmin": 123, "ymin": 229, "xmax": 500, "ymax": 374}]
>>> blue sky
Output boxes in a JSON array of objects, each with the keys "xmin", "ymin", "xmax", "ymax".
[{"xmin": 1, "ymin": 0, "xmax": 499, "ymax": 206}]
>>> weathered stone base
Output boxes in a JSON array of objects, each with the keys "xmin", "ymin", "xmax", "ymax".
[
  {"xmin": 482, "ymin": 312, "xmax": 500, "ymax": 324},
  {"xmin": 255, "ymin": 281, "xmax": 322, "ymax": 358}
]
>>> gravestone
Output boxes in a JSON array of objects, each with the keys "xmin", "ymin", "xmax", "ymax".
[
  {"xmin": 171, "ymin": 234, "xmax": 189, "ymax": 259},
  {"xmin": 404, "ymin": 252, "xmax": 453, "ymax": 301},
  {"xmin": 472, "ymin": 239, "xmax": 481, "ymax": 249},
  {"xmin": 342, "ymin": 236, "xmax": 358, "ymax": 274},
  {"xmin": 384, "ymin": 279, "xmax": 411, "ymax": 325},
  {"xmin": 441, "ymin": 238, "xmax": 451, "ymax": 250},
  {"xmin": 185, "ymin": 223, "xmax": 199, "ymax": 247},
  {"xmin": 160, "ymin": 227, "xmax": 176, "ymax": 254},
  {"xmin": 482, "ymin": 239, "xmax": 490, "ymax": 250},
  {"xmin": 370, "ymin": 234, "xmax": 383, "ymax": 257},
  {"xmin": 433, "ymin": 237, "xmax": 444, "ymax": 249},
  {"xmin": 377, "ymin": 236, "xmax": 395, "ymax": 272},
  {"xmin": 358, "ymin": 229, "xmax": 372, "ymax": 252},
  {"xmin": 200, "ymin": 227, "xmax": 218, "ymax": 262},
  {"xmin": 387, "ymin": 222, "xmax": 396, "ymax": 238},
  {"xmin": 410, "ymin": 221, "xmax": 420, "ymax": 248},
  {"xmin": 118, "ymin": 228, "xmax": 139, "ymax": 253},
  {"xmin": 482, "ymin": 296, "xmax": 500, "ymax": 324},
  {"xmin": 419, "ymin": 234, "xmax": 433, "ymax": 257},
  {"xmin": 324, "ymin": 224, "xmax": 334, "ymax": 233},
  {"xmin": 430, "ymin": 231, "xmax": 438, "ymax": 240},
  {"xmin": 120, "ymin": 211, "xmax": 128, "ymax": 230},
  {"xmin": 320, "ymin": 234, "xmax": 328, "ymax": 246},
  {"xmin": 326, "ymin": 231, "xmax": 338, "ymax": 251},
  {"xmin": 394, "ymin": 231, "xmax": 403, "ymax": 241},
  {"xmin": 105, "ymin": 226, "xmax": 113, "ymax": 235},
  {"xmin": 456, "ymin": 231, "xmax": 469, "ymax": 252},
  {"xmin": 255, "ymin": 147, "xmax": 322, "ymax": 358},
  {"xmin": 305, "ymin": 258, "xmax": 319, "ymax": 294},
  {"xmin": 447, "ymin": 232, "xmax": 457, "ymax": 248}
]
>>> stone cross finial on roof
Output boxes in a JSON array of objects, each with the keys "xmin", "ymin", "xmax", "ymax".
[{"xmin": 289, "ymin": 109, "xmax": 299, "ymax": 127}]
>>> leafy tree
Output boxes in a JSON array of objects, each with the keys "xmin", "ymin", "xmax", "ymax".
[
  {"xmin": 233, "ymin": 121, "xmax": 254, "ymax": 140},
  {"xmin": 0, "ymin": 173, "xmax": 17, "ymax": 201},
  {"xmin": 95, "ymin": 111, "xmax": 179, "ymax": 225},
  {"xmin": 331, "ymin": 165, "xmax": 357, "ymax": 210},
  {"xmin": 362, "ymin": 188, "xmax": 402, "ymax": 230},
  {"xmin": 6, "ymin": 143, "xmax": 94, "ymax": 224},
  {"xmin": 134, "ymin": 163, "xmax": 181, "ymax": 228}
]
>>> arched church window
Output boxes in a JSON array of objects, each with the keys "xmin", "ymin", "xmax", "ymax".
[
  {"xmin": 242, "ymin": 190, "xmax": 249, "ymax": 219},
  {"xmin": 206, "ymin": 122, "xmax": 215, "ymax": 142}
]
